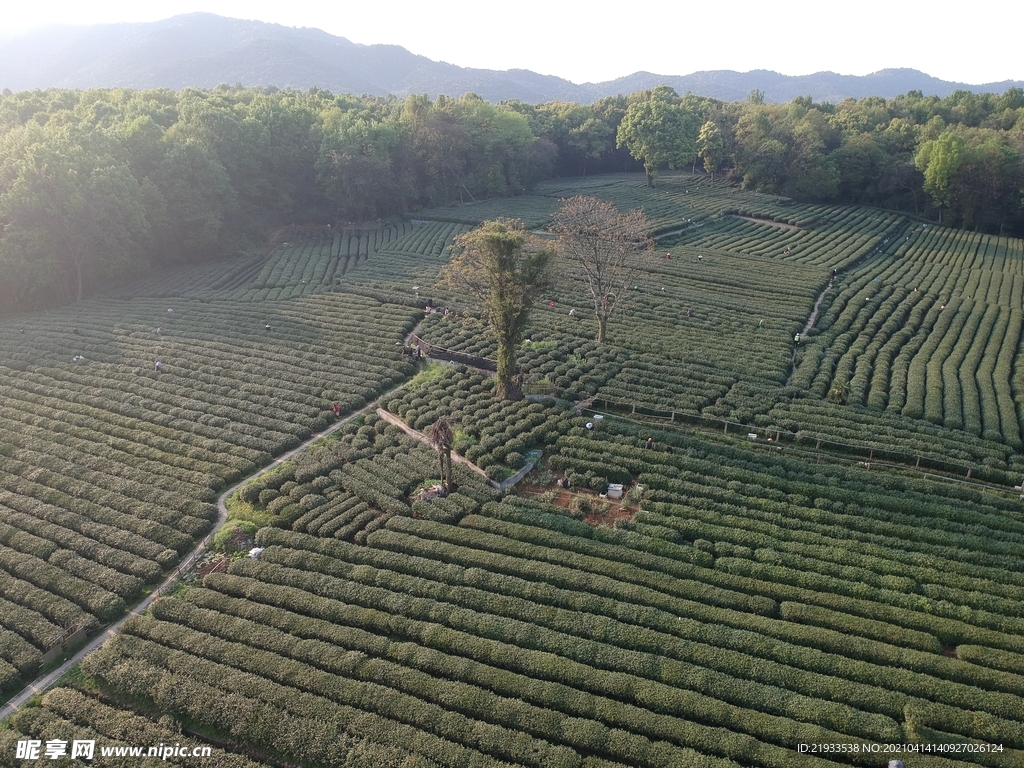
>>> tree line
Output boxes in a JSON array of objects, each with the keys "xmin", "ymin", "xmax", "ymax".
[
  {"xmin": 1, "ymin": 83, "xmax": 1022, "ymax": 313},
  {"xmin": 0, "ymin": 87, "xmax": 553, "ymax": 313},
  {"xmin": 516, "ymin": 85, "xmax": 1024, "ymax": 235}
]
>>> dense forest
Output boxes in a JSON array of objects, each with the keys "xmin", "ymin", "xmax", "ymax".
[{"xmin": 1, "ymin": 84, "xmax": 1022, "ymax": 314}]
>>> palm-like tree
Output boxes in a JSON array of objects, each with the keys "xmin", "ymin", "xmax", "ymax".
[{"xmin": 427, "ymin": 418, "xmax": 454, "ymax": 493}]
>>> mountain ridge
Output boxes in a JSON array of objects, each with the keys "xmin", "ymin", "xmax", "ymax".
[{"xmin": 2, "ymin": 13, "xmax": 1021, "ymax": 103}]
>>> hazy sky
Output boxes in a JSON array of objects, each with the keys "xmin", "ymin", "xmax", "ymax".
[{"xmin": 4, "ymin": 0, "xmax": 1022, "ymax": 86}]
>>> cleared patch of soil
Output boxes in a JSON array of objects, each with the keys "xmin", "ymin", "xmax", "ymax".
[
  {"xmin": 517, "ymin": 483, "xmax": 637, "ymax": 527},
  {"xmin": 195, "ymin": 554, "xmax": 230, "ymax": 578}
]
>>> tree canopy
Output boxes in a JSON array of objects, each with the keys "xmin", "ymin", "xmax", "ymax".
[
  {"xmin": 0, "ymin": 88, "xmax": 554, "ymax": 314},
  {"xmin": 616, "ymin": 86, "xmax": 700, "ymax": 186},
  {"xmin": 438, "ymin": 219, "xmax": 553, "ymax": 400},
  {"xmin": 1, "ymin": 84, "xmax": 1024, "ymax": 313},
  {"xmin": 915, "ymin": 130, "xmax": 966, "ymax": 223},
  {"xmin": 0, "ymin": 121, "xmax": 149, "ymax": 304},
  {"xmin": 697, "ymin": 120, "xmax": 725, "ymax": 180}
]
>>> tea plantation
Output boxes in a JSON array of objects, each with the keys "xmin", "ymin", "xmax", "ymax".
[{"xmin": 2, "ymin": 173, "xmax": 1023, "ymax": 768}]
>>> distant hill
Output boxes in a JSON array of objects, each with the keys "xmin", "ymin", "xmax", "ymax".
[{"xmin": 2, "ymin": 14, "xmax": 1021, "ymax": 104}]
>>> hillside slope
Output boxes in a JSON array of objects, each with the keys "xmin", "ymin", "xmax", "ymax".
[{"xmin": 2, "ymin": 14, "xmax": 1021, "ymax": 102}]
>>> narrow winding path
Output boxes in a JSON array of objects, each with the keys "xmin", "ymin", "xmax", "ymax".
[
  {"xmin": 801, "ymin": 282, "xmax": 832, "ymax": 336},
  {"xmin": 786, "ymin": 281, "xmax": 833, "ymax": 386},
  {"xmin": 653, "ymin": 224, "xmax": 701, "ymax": 240},
  {"xmin": 0, "ymin": 369, "xmax": 419, "ymax": 723}
]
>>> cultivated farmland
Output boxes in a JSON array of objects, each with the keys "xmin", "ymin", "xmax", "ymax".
[
  {"xmin": 30, "ymin": 399, "xmax": 1024, "ymax": 768},
  {"xmin": 792, "ymin": 227, "xmax": 1024, "ymax": 449},
  {"xmin": 3, "ymin": 173, "xmax": 1024, "ymax": 768},
  {"xmin": 0, "ymin": 289, "xmax": 418, "ymax": 691}
]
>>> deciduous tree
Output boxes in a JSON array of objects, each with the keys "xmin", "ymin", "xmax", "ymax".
[
  {"xmin": 950, "ymin": 129, "xmax": 1023, "ymax": 232},
  {"xmin": 316, "ymin": 113, "xmax": 407, "ymax": 220},
  {"xmin": 0, "ymin": 123, "xmax": 149, "ymax": 305},
  {"xmin": 915, "ymin": 130, "xmax": 965, "ymax": 223},
  {"xmin": 550, "ymin": 196, "xmax": 652, "ymax": 344},
  {"xmin": 616, "ymin": 86, "xmax": 698, "ymax": 187},
  {"xmin": 438, "ymin": 219, "xmax": 553, "ymax": 400},
  {"xmin": 697, "ymin": 121, "xmax": 725, "ymax": 180}
]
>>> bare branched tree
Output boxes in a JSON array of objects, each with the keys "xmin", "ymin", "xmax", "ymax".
[{"xmin": 550, "ymin": 196, "xmax": 653, "ymax": 344}]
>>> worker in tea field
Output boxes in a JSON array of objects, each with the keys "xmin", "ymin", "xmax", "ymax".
[
  {"xmin": 645, "ymin": 436, "xmax": 654, "ymax": 450},
  {"xmin": 332, "ymin": 403, "xmax": 341, "ymax": 418},
  {"xmin": 155, "ymin": 360, "xmax": 163, "ymax": 372},
  {"xmin": 794, "ymin": 333, "xmax": 801, "ymax": 347}
]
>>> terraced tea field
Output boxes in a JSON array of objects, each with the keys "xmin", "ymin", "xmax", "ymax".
[
  {"xmin": 793, "ymin": 227, "xmax": 1024, "ymax": 449},
  {"xmin": 0, "ymin": 292, "xmax": 417, "ymax": 692},
  {"xmin": 445, "ymin": 175, "xmax": 1024, "ymax": 476},
  {"xmin": 16, "ymin": 393, "xmax": 1020, "ymax": 768},
  {"xmin": 3, "ymin": 173, "xmax": 1024, "ymax": 768}
]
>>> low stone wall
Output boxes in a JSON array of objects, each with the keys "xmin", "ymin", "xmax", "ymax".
[
  {"xmin": 494, "ymin": 454, "xmax": 541, "ymax": 494},
  {"xmin": 409, "ymin": 334, "xmax": 497, "ymax": 371}
]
